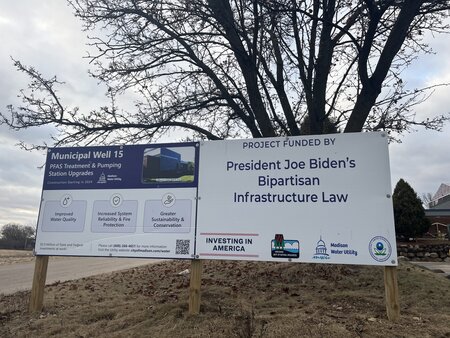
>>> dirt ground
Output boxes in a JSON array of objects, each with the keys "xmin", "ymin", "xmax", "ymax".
[{"xmin": 1, "ymin": 251, "xmax": 450, "ymax": 338}]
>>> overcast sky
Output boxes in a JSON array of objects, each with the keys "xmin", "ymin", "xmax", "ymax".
[{"xmin": 0, "ymin": 1, "xmax": 449, "ymax": 227}]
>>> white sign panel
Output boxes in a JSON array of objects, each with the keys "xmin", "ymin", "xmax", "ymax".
[
  {"xmin": 196, "ymin": 133, "xmax": 398, "ymax": 266},
  {"xmin": 35, "ymin": 143, "xmax": 199, "ymax": 259},
  {"xmin": 35, "ymin": 133, "xmax": 397, "ymax": 266}
]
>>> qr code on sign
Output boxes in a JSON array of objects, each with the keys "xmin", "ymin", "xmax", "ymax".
[{"xmin": 175, "ymin": 239, "xmax": 190, "ymax": 255}]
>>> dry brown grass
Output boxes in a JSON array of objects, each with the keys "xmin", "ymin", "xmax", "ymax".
[
  {"xmin": 0, "ymin": 250, "xmax": 32, "ymax": 256},
  {"xmin": 0, "ymin": 249, "xmax": 34, "ymax": 265},
  {"xmin": 1, "ymin": 258, "xmax": 450, "ymax": 337}
]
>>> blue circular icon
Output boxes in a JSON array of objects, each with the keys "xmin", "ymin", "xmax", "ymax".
[{"xmin": 368, "ymin": 236, "xmax": 392, "ymax": 262}]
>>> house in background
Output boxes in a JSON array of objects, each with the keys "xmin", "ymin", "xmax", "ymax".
[
  {"xmin": 425, "ymin": 183, "xmax": 450, "ymax": 238},
  {"xmin": 429, "ymin": 183, "xmax": 450, "ymax": 209}
]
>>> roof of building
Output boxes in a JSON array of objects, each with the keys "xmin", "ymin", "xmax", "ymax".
[{"xmin": 432, "ymin": 183, "xmax": 450, "ymax": 201}]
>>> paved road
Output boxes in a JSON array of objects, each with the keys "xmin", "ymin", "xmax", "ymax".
[
  {"xmin": 0, "ymin": 257, "xmax": 163, "ymax": 295},
  {"xmin": 410, "ymin": 261, "xmax": 450, "ymax": 278}
]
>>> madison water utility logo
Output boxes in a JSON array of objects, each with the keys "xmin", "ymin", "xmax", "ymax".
[
  {"xmin": 312, "ymin": 236, "xmax": 330, "ymax": 260},
  {"xmin": 368, "ymin": 236, "xmax": 392, "ymax": 262}
]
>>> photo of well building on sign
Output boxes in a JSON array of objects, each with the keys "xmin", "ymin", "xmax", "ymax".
[{"xmin": 142, "ymin": 146, "xmax": 196, "ymax": 184}]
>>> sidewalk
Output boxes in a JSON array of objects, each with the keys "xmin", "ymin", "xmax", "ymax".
[{"xmin": 409, "ymin": 260, "xmax": 450, "ymax": 278}]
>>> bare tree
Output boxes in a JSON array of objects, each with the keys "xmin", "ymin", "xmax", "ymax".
[
  {"xmin": 420, "ymin": 192, "xmax": 434, "ymax": 208},
  {"xmin": 0, "ymin": 223, "xmax": 35, "ymax": 249},
  {"xmin": 1, "ymin": 223, "xmax": 35, "ymax": 241},
  {"xmin": 2, "ymin": 0, "xmax": 449, "ymax": 147}
]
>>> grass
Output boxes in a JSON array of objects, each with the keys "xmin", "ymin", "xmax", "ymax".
[
  {"xmin": 1, "ymin": 259, "xmax": 450, "ymax": 337},
  {"xmin": 142, "ymin": 175, "xmax": 194, "ymax": 183}
]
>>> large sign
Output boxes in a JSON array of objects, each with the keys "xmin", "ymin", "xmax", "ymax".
[
  {"xmin": 35, "ymin": 133, "xmax": 398, "ymax": 266},
  {"xmin": 35, "ymin": 143, "xmax": 199, "ymax": 258},
  {"xmin": 196, "ymin": 133, "xmax": 397, "ymax": 266}
]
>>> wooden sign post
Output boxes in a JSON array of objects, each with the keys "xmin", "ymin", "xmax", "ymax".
[
  {"xmin": 384, "ymin": 266, "xmax": 400, "ymax": 321},
  {"xmin": 29, "ymin": 256, "xmax": 49, "ymax": 313},
  {"xmin": 188, "ymin": 259, "xmax": 202, "ymax": 315}
]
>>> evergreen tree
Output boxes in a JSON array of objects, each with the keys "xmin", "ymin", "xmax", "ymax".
[{"xmin": 392, "ymin": 179, "xmax": 430, "ymax": 238}]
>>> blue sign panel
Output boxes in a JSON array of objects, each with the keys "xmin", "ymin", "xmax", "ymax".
[
  {"xmin": 35, "ymin": 142, "xmax": 199, "ymax": 259},
  {"xmin": 43, "ymin": 142, "xmax": 199, "ymax": 190}
]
